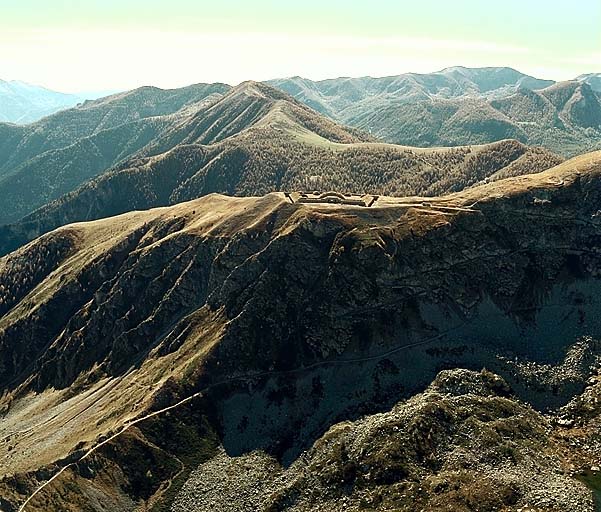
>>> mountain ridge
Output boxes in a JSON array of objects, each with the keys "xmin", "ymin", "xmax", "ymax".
[
  {"xmin": 0, "ymin": 80, "xmax": 564, "ymax": 256},
  {"xmin": 0, "ymin": 135, "xmax": 562, "ymax": 257},
  {"xmin": 0, "ymin": 150, "xmax": 600, "ymax": 510},
  {"xmin": 269, "ymin": 68, "xmax": 601, "ymax": 156},
  {"xmin": 0, "ymin": 82, "xmax": 232, "ymax": 224}
]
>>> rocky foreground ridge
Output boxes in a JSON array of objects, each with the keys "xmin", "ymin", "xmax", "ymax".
[{"xmin": 0, "ymin": 152, "xmax": 601, "ymax": 510}]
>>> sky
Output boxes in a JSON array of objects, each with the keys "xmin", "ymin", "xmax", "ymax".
[{"xmin": 1, "ymin": 0, "xmax": 600, "ymax": 93}]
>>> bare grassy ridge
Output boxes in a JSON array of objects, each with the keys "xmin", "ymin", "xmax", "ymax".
[{"xmin": 0, "ymin": 126, "xmax": 562, "ymax": 257}]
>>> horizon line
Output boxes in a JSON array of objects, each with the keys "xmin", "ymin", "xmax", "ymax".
[{"xmin": 2, "ymin": 64, "xmax": 598, "ymax": 96}]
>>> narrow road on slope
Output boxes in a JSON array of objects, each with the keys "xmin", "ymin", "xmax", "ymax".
[
  {"xmin": 16, "ymin": 324, "xmax": 460, "ymax": 511},
  {"xmin": 17, "ymin": 295, "xmax": 592, "ymax": 510}
]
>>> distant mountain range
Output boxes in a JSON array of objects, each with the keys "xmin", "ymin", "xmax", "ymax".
[
  {"xmin": 269, "ymin": 67, "xmax": 601, "ymax": 157},
  {"xmin": 0, "ymin": 79, "xmax": 117, "ymax": 124},
  {"xmin": 270, "ymin": 67, "xmax": 555, "ymax": 115},
  {"xmin": 4, "ymin": 67, "xmax": 600, "ymax": 157},
  {"xmin": 0, "ymin": 80, "xmax": 563, "ymax": 256}
]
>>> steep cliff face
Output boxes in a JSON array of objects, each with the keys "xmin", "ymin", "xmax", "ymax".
[{"xmin": 1, "ymin": 152, "xmax": 601, "ymax": 510}]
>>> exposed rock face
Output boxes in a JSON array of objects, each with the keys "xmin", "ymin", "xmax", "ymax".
[
  {"xmin": 0, "ymin": 152, "xmax": 601, "ymax": 510},
  {"xmin": 172, "ymin": 369, "xmax": 595, "ymax": 512}
]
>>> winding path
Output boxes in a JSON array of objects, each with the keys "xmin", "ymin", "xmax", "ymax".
[{"xmin": 16, "ymin": 323, "xmax": 464, "ymax": 511}]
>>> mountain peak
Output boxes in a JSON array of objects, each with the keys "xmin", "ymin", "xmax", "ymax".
[
  {"xmin": 438, "ymin": 65, "xmax": 523, "ymax": 76},
  {"xmin": 230, "ymin": 80, "xmax": 291, "ymax": 101}
]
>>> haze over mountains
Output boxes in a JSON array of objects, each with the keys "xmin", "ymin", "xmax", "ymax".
[{"xmin": 0, "ymin": 79, "xmax": 114, "ymax": 124}]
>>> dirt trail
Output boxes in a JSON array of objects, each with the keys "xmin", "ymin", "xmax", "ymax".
[
  {"xmin": 16, "ymin": 289, "xmax": 594, "ymax": 510},
  {"xmin": 16, "ymin": 323, "xmax": 464, "ymax": 511}
]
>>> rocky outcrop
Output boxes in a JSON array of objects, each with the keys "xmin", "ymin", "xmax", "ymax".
[{"xmin": 173, "ymin": 369, "xmax": 595, "ymax": 512}]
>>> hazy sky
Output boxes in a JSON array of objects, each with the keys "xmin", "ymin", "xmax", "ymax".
[{"xmin": 1, "ymin": 0, "xmax": 600, "ymax": 92}]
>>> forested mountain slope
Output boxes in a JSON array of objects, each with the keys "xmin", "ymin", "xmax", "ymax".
[
  {"xmin": 0, "ymin": 83, "xmax": 230, "ymax": 223},
  {"xmin": 0, "ymin": 81, "xmax": 563, "ymax": 256},
  {"xmin": 270, "ymin": 67, "xmax": 601, "ymax": 156}
]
